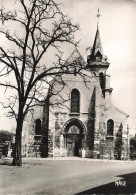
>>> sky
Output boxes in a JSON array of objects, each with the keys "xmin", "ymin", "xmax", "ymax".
[
  {"xmin": 61, "ymin": 0, "xmax": 136, "ymax": 115},
  {"xmin": 0, "ymin": 0, "xmax": 136, "ymax": 131}
]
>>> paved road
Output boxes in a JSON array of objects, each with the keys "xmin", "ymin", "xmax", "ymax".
[{"xmin": 0, "ymin": 158, "xmax": 136, "ymax": 194}]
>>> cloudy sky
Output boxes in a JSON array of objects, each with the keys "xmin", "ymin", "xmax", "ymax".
[{"xmin": 0, "ymin": 0, "xmax": 136, "ymax": 130}]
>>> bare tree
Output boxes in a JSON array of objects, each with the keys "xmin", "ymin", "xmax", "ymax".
[{"xmin": 0, "ymin": 0, "xmax": 80, "ymax": 166}]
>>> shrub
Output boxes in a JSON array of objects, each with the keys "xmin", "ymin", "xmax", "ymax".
[{"xmin": 0, "ymin": 130, "xmax": 14, "ymax": 143}]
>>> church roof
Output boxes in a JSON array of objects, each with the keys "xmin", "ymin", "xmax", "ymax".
[
  {"xmin": 111, "ymin": 104, "xmax": 129, "ymax": 117},
  {"xmin": 101, "ymin": 98, "xmax": 129, "ymax": 117},
  {"xmin": 65, "ymin": 47, "xmax": 86, "ymax": 67},
  {"xmin": 91, "ymin": 27, "xmax": 104, "ymax": 58},
  {"xmin": 87, "ymin": 26, "xmax": 109, "ymax": 65}
]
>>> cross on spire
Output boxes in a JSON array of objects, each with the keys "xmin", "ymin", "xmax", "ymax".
[{"xmin": 96, "ymin": 9, "xmax": 101, "ymax": 28}]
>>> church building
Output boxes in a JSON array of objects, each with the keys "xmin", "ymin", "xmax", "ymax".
[{"xmin": 24, "ymin": 22, "xmax": 129, "ymax": 160}]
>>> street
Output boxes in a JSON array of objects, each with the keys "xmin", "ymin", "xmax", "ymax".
[{"xmin": 0, "ymin": 158, "xmax": 136, "ymax": 194}]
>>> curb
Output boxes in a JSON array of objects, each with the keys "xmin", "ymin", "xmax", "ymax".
[{"xmin": 2, "ymin": 157, "xmax": 134, "ymax": 163}]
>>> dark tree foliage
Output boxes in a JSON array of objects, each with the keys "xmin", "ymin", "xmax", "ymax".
[
  {"xmin": 130, "ymin": 136, "xmax": 136, "ymax": 160},
  {"xmin": 0, "ymin": 130, "xmax": 14, "ymax": 143}
]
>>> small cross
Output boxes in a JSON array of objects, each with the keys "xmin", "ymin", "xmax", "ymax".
[{"xmin": 96, "ymin": 9, "xmax": 101, "ymax": 27}]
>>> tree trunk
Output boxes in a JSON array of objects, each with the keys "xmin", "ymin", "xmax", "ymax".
[{"xmin": 12, "ymin": 111, "xmax": 24, "ymax": 166}]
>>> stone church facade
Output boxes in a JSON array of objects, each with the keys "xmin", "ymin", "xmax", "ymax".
[{"xmin": 23, "ymin": 26, "xmax": 129, "ymax": 160}]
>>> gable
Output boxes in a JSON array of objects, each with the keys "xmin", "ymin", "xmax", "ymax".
[{"xmin": 65, "ymin": 48, "xmax": 86, "ymax": 67}]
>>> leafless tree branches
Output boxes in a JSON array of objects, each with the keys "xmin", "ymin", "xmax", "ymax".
[{"xmin": 0, "ymin": 0, "xmax": 80, "ymax": 166}]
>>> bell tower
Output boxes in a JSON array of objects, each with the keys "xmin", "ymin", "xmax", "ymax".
[{"xmin": 86, "ymin": 10, "xmax": 113, "ymax": 101}]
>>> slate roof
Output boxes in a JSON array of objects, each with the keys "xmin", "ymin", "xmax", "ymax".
[{"xmin": 91, "ymin": 27, "xmax": 104, "ymax": 58}]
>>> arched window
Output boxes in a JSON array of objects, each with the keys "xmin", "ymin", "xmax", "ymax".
[
  {"xmin": 99, "ymin": 72, "xmax": 105, "ymax": 90},
  {"xmin": 107, "ymin": 119, "xmax": 114, "ymax": 136},
  {"xmin": 35, "ymin": 119, "xmax": 41, "ymax": 135},
  {"xmin": 71, "ymin": 89, "xmax": 80, "ymax": 113}
]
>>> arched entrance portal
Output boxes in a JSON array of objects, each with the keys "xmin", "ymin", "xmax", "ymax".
[{"xmin": 63, "ymin": 118, "xmax": 86, "ymax": 157}]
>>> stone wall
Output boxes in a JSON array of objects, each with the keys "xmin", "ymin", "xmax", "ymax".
[
  {"xmin": 47, "ymin": 72, "xmax": 129, "ymax": 159},
  {"xmin": 24, "ymin": 135, "xmax": 41, "ymax": 158},
  {"xmin": 23, "ymin": 70, "xmax": 129, "ymax": 160},
  {"xmin": 48, "ymin": 72, "xmax": 98, "ymax": 157},
  {"xmin": 98, "ymin": 98, "xmax": 129, "ymax": 159}
]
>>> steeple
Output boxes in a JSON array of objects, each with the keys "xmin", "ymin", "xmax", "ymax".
[
  {"xmin": 86, "ymin": 10, "xmax": 113, "ymax": 101},
  {"xmin": 90, "ymin": 27, "xmax": 104, "ymax": 61},
  {"xmin": 90, "ymin": 9, "xmax": 104, "ymax": 60},
  {"xmin": 87, "ymin": 9, "xmax": 107, "ymax": 63},
  {"xmin": 87, "ymin": 9, "xmax": 109, "ymax": 65}
]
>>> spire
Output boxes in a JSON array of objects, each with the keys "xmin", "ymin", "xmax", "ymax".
[
  {"xmin": 87, "ymin": 10, "xmax": 109, "ymax": 65},
  {"xmin": 91, "ymin": 27, "xmax": 104, "ymax": 57},
  {"xmin": 89, "ymin": 9, "xmax": 104, "ymax": 61}
]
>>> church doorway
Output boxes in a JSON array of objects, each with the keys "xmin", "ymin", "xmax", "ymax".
[
  {"xmin": 62, "ymin": 118, "xmax": 86, "ymax": 157},
  {"xmin": 66, "ymin": 134, "xmax": 83, "ymax": 157}
]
